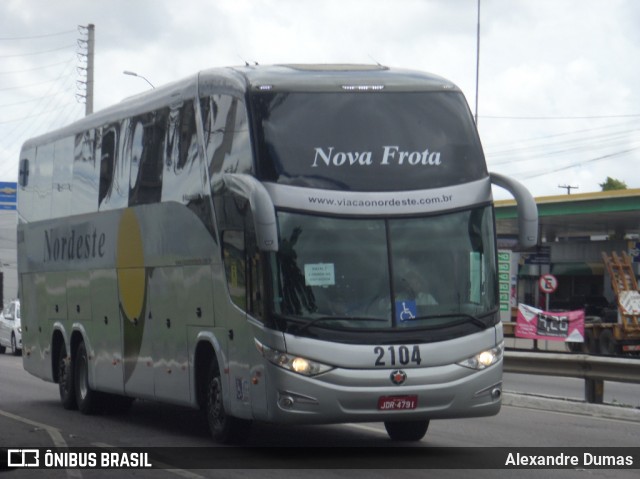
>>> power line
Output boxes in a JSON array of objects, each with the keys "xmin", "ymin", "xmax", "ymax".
[
  {"xmin": 0, "ymin": 60, "xmax": 74, "ymax": 75},
  {"xmin": 0, "ymin": 60, "xmax": 80, "ymax": 156},
  {"xmin": 483, "ymin": 119, "xmax": 639, "ymax": 149},
  {"xmin": 0, "ymin": 29, "xmax": 76, "ymax": 41},
  {"xmin": 0, "ymin": 103, "xmax": 82, "ymax": 125},
  {"xmin": 0, "ymin": 93, "xmax": 65, "ymax": 109},
  {"xmin": 0, "ymin": 76, "xmax": 75, "ymax": 92},
  {"xmin": 519, "ymin": 146, "xmax": 640, "ymax": 180},
  {"xmin": 486, "ymin": 128, "xmax": 640, "ymax": 165},
  {"xmin": 0, "ymin": 44, "xmax": 76, "ymax": 59}
]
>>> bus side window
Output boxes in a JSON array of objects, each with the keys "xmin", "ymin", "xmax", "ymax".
[
  {"xmin": 203, "ymin": 95, "xmax": 253, "ymax": 180},
  {"xmin": 163, "ymin": 101, "xmax": 200, "ymax": 203},
  {"xmin": 99, "ymin": 127, "xmax": 116, "ymax": 207},
  {"xmin": 129, "ymin": 110, "xmax": 166, "ymax": 205},
  {"xmin": 221, "ymin": 226, "xmax": 264, "ymax": 320},
  {"xmin": 222, "ymin": 230, "xmax": 247, "ymax": 310},
  {"xmin": 51, "ymin": 137, "xmax": 74, "ymax": 218},
  {"xmin": 72, "ymin": 129, "xmax": 99, "ymax": 214},
  {"xmin": 246, "ymin": 228, "xmax": 264, "ymax": 319},
  {"xmin": 177, "ymin": 101, "xmax": 196, "ymax": 171}
]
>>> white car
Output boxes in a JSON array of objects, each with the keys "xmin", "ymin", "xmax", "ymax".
[{"xmin": 0, "ymin": 300, "xmax": 21, "ymax": 356}]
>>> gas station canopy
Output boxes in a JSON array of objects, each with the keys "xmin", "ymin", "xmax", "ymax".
[{"xmin": 494, "ymin": 188, "xmax": 640, "ymax": 243}]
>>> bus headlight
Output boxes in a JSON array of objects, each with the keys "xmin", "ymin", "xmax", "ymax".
[
  {"xmin": 457, "ymin": 342, "xmax": 504, "ymax": 370},
  {"xmin": 255, "ymin": 339, "xmax": 334, "ymax": 376}
]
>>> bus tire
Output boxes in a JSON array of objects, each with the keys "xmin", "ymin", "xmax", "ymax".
[
  {"xmin": 384, "ymin": 420, "xmax": 430, "ymax": 441},
  {"xmin": 58, "ymin": 342, "xmax": 77, "ymax": 410},
  {"xmin": 74, "ymin": 341, "xmax": 101, "ymax": 414},
  {"xmin": 205, "ymin": 360, "xmax": 251, "ymax": 444},
  {"xmin": 0, "ymin": 344, "xmax": 5, "ymax": 354}
]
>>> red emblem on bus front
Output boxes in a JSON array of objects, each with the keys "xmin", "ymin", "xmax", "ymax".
[{"xmin": 390, "ymin": 370, "xmax": 407, "ymax": 385}]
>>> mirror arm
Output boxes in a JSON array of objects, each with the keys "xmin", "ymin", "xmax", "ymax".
[
  {"xmin": 221, "ymin": 174, "xmax": 279, "ymax": 252},
  {"xmin": 490, "ymin": 172, "xmax": 538, "ymax": 248}
]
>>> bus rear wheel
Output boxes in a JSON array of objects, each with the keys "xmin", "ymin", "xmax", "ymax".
[
  {"xmin": 58, "ymin": 342, "xmax": 77, "ymax": 410},
  {"xmin": 384, "ymin": 420, "xmax": 430, "ymax": 441},
  {"xmin": 205, "ymin": 361, "xmax": 251, "ymax": 444},
  {"xmin": 74, "ymin": 341, "xmax": 101, "ymax": 414}
]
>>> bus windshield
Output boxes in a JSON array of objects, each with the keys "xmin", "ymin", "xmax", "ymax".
[
  {"xmin": 251, "ymin": 91, "xmax": 486, "ymax": 191},
  {"xmin": 271, "ymin": 206, "xmax": 497, "ymax": 332}
]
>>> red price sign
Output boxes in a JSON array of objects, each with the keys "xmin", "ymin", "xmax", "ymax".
[{"xmin": 539, "ymin": 274, "xmax": 558, "ymax": 294}]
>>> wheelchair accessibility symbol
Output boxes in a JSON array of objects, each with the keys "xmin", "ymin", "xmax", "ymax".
[{"xmin": 396, "ymin": 300, "xmax": 417, "ymax": 322}]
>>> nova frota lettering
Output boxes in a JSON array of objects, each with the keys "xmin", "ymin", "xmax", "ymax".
[
  {"xmin": 44, "ymin": 228, "xmax": 107, "ymax": 262},
  {"xmin": 312, "ymin": 147, "xmax": 372, "ymax": 167},
  {"xmin": 312, "ymin": 146, "xmax": 441, "ymax": 167}
]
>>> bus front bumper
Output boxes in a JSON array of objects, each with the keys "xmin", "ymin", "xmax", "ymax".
[{"xmin": 262, "ymin": 360, "xmax": 503, "ymax": 424}]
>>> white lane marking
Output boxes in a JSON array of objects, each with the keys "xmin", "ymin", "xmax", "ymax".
[{"xmin": 0, "ymin": 408, "xmax": 82, "ymax": 479}]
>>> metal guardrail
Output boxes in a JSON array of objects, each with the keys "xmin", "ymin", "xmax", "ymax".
[{"xmin": 503, "ymin": 351, "xmax": 640, "ymax": 404}]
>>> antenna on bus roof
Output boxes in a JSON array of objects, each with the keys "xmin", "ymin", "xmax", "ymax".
[
  {"xmin": 367, "ymin": 54, "xmax": 383, "ymax": 67},
  {"xmin": 237, "ymin": 54, "xmax": 250, "ymax": 67}
]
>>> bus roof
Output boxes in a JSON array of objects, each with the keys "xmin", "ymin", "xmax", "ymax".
[
  {"xmin": 21, "ymin": 64, "xmax": 460, "ymax": 150},
  {"xmin": 217, "ymin": 64, "xmax": 459, "ymax": 93}
]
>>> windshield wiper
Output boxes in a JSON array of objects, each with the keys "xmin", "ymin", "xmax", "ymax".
[
  {"xmin": 411, "ymin": 308, "xmax": 499, "ymax": 330},
  {"xmin": 293, "ymin": 316, "xmax": 387, "ymax": 334}
]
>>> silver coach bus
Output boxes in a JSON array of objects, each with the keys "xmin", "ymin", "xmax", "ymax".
[{"xmin": 17, "ymin": 64, "xmax": 537, "ymax": 443}]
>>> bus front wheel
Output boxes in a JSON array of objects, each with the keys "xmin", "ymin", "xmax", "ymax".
[
  {"xmin": 205, "ymin": 361, "xmax": 251, "ymax": 444},
  {"xmin": 384, "ymin": 420, "xmax": 430, "ymax": 441}
]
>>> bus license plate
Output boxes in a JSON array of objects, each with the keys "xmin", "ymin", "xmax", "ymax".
[{"xmin": 378, "ymin": 395, "xmax": 418, "ymax": 411}]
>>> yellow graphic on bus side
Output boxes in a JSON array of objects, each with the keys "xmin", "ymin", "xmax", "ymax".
[{"xmin": 116, "ymin": 208, "xmax": 147, "ymax": 382}]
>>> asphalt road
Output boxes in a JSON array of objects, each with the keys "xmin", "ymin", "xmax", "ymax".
[{"xmin": 0, "ymin": 352, "xmax": 638, "ymax": 478}]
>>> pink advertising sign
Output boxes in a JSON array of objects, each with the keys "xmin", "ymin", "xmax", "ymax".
[{"xmin": 516, "ymin": 304, "xmax": 585, "ymax": 342}]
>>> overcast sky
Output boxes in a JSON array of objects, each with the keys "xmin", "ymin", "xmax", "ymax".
[{"xmin": 1, "ymin": 0, "xmax": 639, "ymax": 199}]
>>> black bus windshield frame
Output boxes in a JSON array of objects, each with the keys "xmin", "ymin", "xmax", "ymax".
[
  {"xmin": 249, "ymin": 90, "xmax": 487, "ymax": 192},
  {"xmin": 269, "ymin": 206, "xmax": 498, "ymax": 337}
]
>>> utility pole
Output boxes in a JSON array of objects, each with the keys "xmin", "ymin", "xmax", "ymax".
[
  {"xmin": 558, "ymin": 184, "xmax": 578, "ymax": 195},
  {"xmin": 86, "ymin": 24, "xmax": 95, "ymax": 115},
  {"xmin": 77, "ymin": 24, "xmax": 95, "ymax": 115}
]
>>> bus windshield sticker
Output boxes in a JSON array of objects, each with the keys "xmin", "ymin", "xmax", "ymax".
[
  {"xmin": 304, "ymin": 263, "xmax": 335, "ymax": 287},
  {"xmin": 396, "ymin": 300, "xmax": 417, "ymax": 322}
]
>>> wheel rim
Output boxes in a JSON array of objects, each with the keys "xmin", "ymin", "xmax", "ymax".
[
  {"xmin": 208, "ymin": 375, "xmax": 225, "ymax": 431},
  {"xmin": 78, "ymin": 352, "xmax": 88, "ymax": 400},
  {"xmin": 59, "ymin": 359, "xmax": 67, "ymax": 392}
]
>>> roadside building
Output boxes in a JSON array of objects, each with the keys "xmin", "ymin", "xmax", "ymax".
[{"xmin": 495, "ymin": 188, "xmax": 640, "ymax": 317}]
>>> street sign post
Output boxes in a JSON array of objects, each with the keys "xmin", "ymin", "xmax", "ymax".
[{"xmin": 539, "ymin": 273, "xmax": 558, "ymax": 310}]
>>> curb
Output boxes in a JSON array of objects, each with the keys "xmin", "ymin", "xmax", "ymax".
[{"xmin": 502, "ymin": 391, "xmax": 640, "ymax": 423}]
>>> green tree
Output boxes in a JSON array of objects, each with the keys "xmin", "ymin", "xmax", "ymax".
[{"xmin": 599, "ymin": 177, "xmax": 627, "ymax": 191}]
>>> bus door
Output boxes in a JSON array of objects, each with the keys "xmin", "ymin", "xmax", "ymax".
[{"xmin": 220, "ymin": 220, "xmax": 269, "ymax": 419}]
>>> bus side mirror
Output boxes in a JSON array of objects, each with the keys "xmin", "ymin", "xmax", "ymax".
[
  {"xmin": 222, "ymin": 174, "xmax": 279, "ymax": 252},
  {"xmin": 490, "ymin": 172, "xmax": 538, "ymax": 248},
  {"xmin": 19, "ymin": 159, "xmax": 30, "ymax": 187}
]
